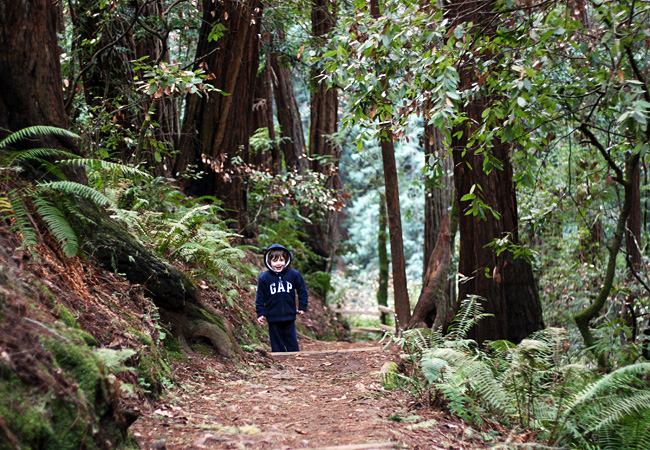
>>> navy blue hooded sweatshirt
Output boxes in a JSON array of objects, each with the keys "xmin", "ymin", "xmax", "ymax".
[{"xmin": 255, "ymin": 244, "xmax": 308, "ymax": 322}]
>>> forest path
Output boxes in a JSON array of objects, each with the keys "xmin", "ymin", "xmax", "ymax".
[{"xmin": 131, "ymin": 339, "xmax": 488, "ymax": 450}]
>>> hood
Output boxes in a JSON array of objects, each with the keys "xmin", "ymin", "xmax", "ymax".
[{"xmin": 264, "ymin": 243, "xmax": 293, "ymax": 274}]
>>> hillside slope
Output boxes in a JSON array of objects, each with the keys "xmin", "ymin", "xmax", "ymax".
[{"xmin": 0, "ymin": 223, "xmax": 347, "ymax": 449}]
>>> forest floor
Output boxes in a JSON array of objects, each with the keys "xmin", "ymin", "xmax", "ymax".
[{"xmin": 131, "ymin": 338, "xmax": 515, "ymax": 450}]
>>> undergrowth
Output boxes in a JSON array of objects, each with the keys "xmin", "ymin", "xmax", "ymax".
[{"xmin": 387, "ymin": 296, "xmax": 650, "ymax": 450}]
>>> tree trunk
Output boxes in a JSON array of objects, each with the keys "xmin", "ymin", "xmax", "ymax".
[
  {"xmin": 409, "ymin": 214, "xmax": 452, "ymax": 330},
  {"xmin": 453, "ymin": 122, "xmax": 543, "ymax": 344},
  {"xmin": 369, "ymin": 0, "xmax": 411, "ymax": 329},
  {"xmin": 270, "ymin": 28, "xmax": 308, "ymax": 173},
  {"xmin": 305, "ymin": 0, "xmax": 342, "ymax": 272},
  {"xmin": 422, "ymin": 122, "xmax": 456, "ymax": 330},
  {"xmin": 251, "ymin": 37, "xmax": 280, "ymax": 172},
  {"xmin": 0, "ymin": 2, "xmax": 69, "ymax": 136},
  {"xmin": 175, "ymin": 0, "xmax": 262, "ymax": 234},
  {"xmin": 380, "ymin": 128, "xmax": 411, "ymax": 329},
  {"xmin": 377, "ymin": 193, "xmax": 389, "ymax": 325},
  {"xmin": 446, "ymin": 0, "xmax": 543, "ymax": 345}
]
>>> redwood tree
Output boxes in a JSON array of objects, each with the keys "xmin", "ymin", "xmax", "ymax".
[
  {"xmin": 270, "ymin": 27, "xmax": 308, "ymax": 173},
  {"xmin": 306, "ymin": 0, "xmax": 342, "ymax": 271},
  {"xmin": 174, "ymin": 0, "xmax": 262, "ymax": 233},
  {"xmin": 410, "ymin": 123, "xmax": 457, "ymax": 330},
  {"xmin": 447, "ymin": 0, "xmax": 543, "ymax": 344}
]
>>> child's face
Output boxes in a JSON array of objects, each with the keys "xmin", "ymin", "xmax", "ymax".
[{"xmin": 271, "ymin": 256, "xmax": 286, "ymax": 273}]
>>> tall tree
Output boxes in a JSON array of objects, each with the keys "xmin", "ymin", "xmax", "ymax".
[
  {"xmin": 446, "ymin": 0, "xmax": 543, "ymax": 344},
  {"xmin": 369, "ymin": 0, "xmax": 411, "ymax": 328},
  {"xmin": 415, "ymin": 123, "xmax": 457, "ymax": 330},
  {"xmin": 174, "ymin": 0, "xmax": 262, "ymax": 233},
  {"xmin": 251, "ymin": 33, "xmax": 280, "ymax": 172},
  {"xmin": 270, "ymin": 28, "xmax": 308, "ymax": 173},
  {"xmin": 306, "ymin": 0, "xmax": 342, "ymax": 271}
]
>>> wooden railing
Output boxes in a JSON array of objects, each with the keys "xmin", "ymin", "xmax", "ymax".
[{"xmin": 330, "ymin": 305, "xmax": 396, "ymax": 334}]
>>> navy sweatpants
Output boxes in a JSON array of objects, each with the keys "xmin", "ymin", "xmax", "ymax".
[{"xmin": 268, "ymin": 320, "xmax": 299, "ymax": 352}]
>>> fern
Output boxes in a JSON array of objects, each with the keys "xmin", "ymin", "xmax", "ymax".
[
  {"xmin": 393, "ymin": 294, "xmax": 650, "ymax": 449},
  {"xmin": 8, "ymin": 147, "xmax": 81, "ymax": 167},
  {"xmin": 32, "ymin": 197, "xmax": 79, "ymax": 257},
  {"xmin": 0, "ymin": 125, "xmax": 79, "ymax": 148},
  {"xmin": 37, "ymin": 181, "xmax": 110, "ymax": 206},
  {"xmin": 6, "ymin": 190, "xmax": 39, "ymax": 250},
  {"xmin": 63, "ymin": 158, "xmax": 152, "ymax": 180},
  {"xmin": 446, "ymin": 294, "xmax": 492, "ymax": 340},
  {"xmin": 0, "ymin": 125, "xmax": 161, "ymax": 257}
]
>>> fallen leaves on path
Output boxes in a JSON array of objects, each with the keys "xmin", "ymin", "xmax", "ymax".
[{"xmin": 132, "ymin": 339, "xmax": 494, "ymax": 449}]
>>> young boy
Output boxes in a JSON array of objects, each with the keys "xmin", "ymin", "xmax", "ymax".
[{"xmin": 255, "ymin": 243, "xmax": 308, "ymax": 352}]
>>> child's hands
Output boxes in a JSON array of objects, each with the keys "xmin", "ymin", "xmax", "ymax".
[
  {"xmin": 298, "ymin": 310, "xmax": 305, "ymax": 315},
  {"xmin": 257, "ymin": 316, "xmax": 266, "ymax": 324}
]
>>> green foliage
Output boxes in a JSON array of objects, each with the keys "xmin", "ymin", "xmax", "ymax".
[
  {"xmin": 0, "ymin": 126, "xmax": 141, "ymax": 257},
  {"xmin": 133, "ymin": 59, "xmax": 222, "ymax": 98},
  {"xmin": 390, "ymin": 298, "xmax": 650, "ymax": 449},
  {"xmin": 249, "ymin": 168, "xmax": 345, "ymax": 224},
  {"xmin": 106, "ymin": 176, "xmax": 248, "ymax": 293}
]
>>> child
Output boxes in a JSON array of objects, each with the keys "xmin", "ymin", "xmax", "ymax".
[{"xmin": 255, "ymin": 243, "xmax": 308, "ymax": 352}]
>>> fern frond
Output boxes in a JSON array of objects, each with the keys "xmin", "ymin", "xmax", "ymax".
[
  {"xmin": 564, "ymin": 362, "xmax": 650, "ymax": 413},
  {"xmin": 5, "ymin": 147, "xmax": 81, "ymax": 167},
  {"xmin": 62, "ymin": 158, "xmax": 152, "ymax": 179},
  {"xmin": 420, "ymin": 354, "xmax": 448, "ymax": 384},
  {"xmin": 7, "ymin": 190, "xmax": 39, "ymax": 249},
  {"xmin": 446, "ymin": 295, "xmax": 492, "ymax": 340},
  {"xmin": 0, "ymin": 195, "xmax": 12, "ymax": 214},
  {"xmin": 431, "ymin": 347, "xmax": 518, "ymax": 418},
  {"xmin": 0, "ymin": 126, "xmax": 79, "ymax": 148},
  {"xmin": 32, "ymin": 197, "xmax": 78, "ymax": 257},
  {"xmin": 402, "ymin": 328, "xmax": 444, "ymax": 351},
  {"xmin": 587, "ymin": 392, "xmax": 650, "ymax": 434},
  {"xmin": 36, "ymin": 181, "xmax": 110, "ymax": 206}
]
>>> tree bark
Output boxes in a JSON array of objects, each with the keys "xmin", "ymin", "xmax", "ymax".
[
  {"xmin": 175, "ymin": 0, "xmax": 262, "ymax": 233},
  {"xmin": 305, "ymin": 0, "xmax": 342, "ymax": 272},
  {"xmin": 423, "ymin": 125, "xmax": 454, "ymax": 270},
  {"xmin": 251, "ymin": 36, "xmax": 280, "ymax": 172},
  {"xmin": 446, "ymin": 0, "xmax": 543, "ymax": 345},
  {"xmin": 380, "ymin": 128, "xmax": 412, "ymax": 329},
  {"xmin": 377, "ymin": 193, "xmax": 389, "ymax": 325},
  {"xmin": 270, "ymin": 29, "xmax": 308, "ymax": 173},
  {"xmin": 0, "ymin": 2, "xmax": 68, "ymax": 136},
  {"xmin": 409, "ymin": 214, "xmax": 453, "ymax": 330}
]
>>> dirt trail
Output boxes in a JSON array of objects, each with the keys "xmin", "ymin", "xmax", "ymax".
[{"xmin": 132, "ymin": 339, "xmax": 488, "ymax": 450}]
